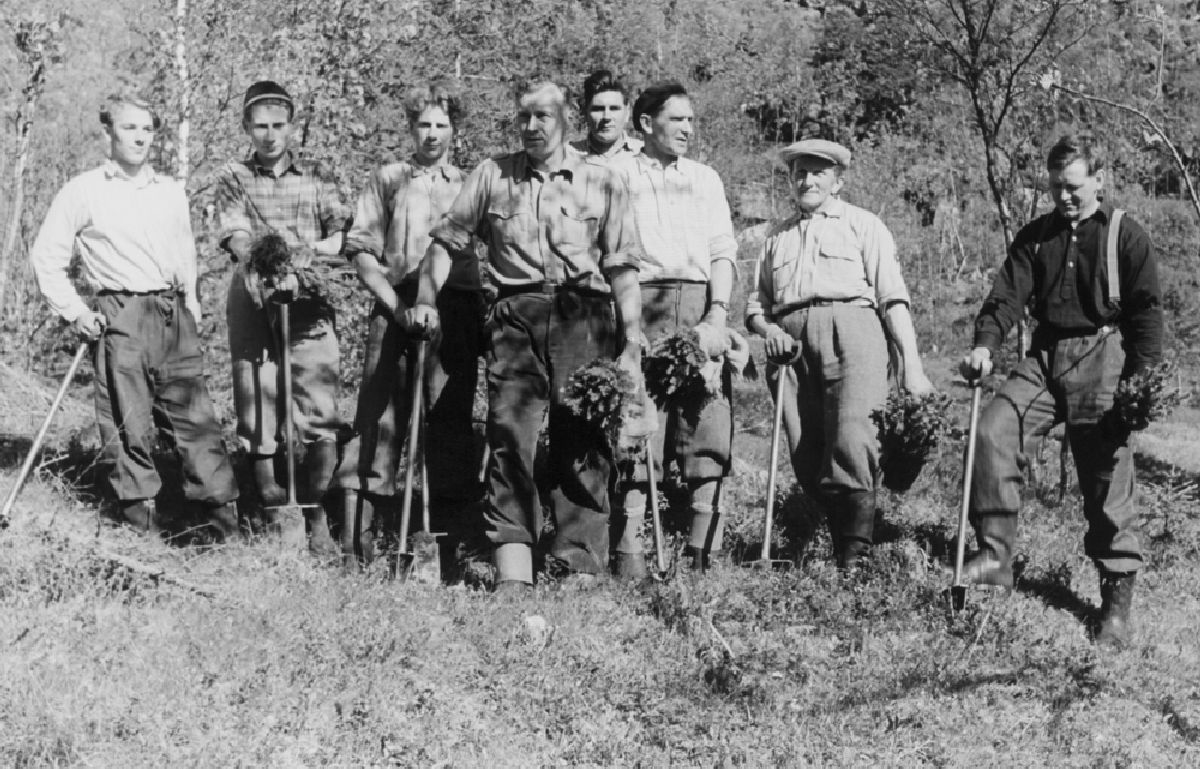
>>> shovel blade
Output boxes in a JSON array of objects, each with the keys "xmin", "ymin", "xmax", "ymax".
[
  {"xmin": 409, "ymin": 531, "xmax": 442, "ymax": 585},
  {"xmin": 265, "ymin": 503, "xmax": 311, "ymax": 551},
  {"xmin": 951, "ymin": 584, "xmax": 967, "ymax": 612}
]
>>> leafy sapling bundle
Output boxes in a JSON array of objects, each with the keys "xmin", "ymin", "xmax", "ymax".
[
  {"xmin": 562, "ymin": 359, "xmax": 638, "ymax": 448},
  {"xmin": 247, "ymin": 232, "xmax": 328, "ymax": 299},
  {"xmin": 1103, "ymin": 362, "xmax": 1183, "ymax": 435},
  {"xmin": 642, "ymin": 328, "xmax": 709, "ymax": 408},
  {"xmin": 871, "ymin": 390, "xmax": 954, "ymax": 492}
]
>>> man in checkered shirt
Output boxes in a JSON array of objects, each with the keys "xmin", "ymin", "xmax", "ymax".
[{"xmin": 213, "ymin": 80, "xmax": 350, "ymax": 555}]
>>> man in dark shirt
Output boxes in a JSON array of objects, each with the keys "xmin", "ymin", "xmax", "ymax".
[{"xmin": 960, "ymin": 135, "xmax": 1162, "ymax": 648}]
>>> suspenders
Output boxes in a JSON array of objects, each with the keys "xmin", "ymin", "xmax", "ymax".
[{"xmin": 1033, "ymin": 207, "xmax": 1125, "ymax": 309}]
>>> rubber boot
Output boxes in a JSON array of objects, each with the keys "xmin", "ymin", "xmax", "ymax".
[
  {"xmin": 303, "ymin": 441, "xmax": 340, "ymax": 560},
  {"xmin": 340, "ymin": 488, "xmax": 376, "ymax": 570},
  {"xmin": 834, "ymin": 491, "xmax": 875, "ymax": 571},
  {"xmin": 252, "ymin": 453, "xmax": 286, "ymax": 506},
  {"xmin": 206, "ymin": 500, "xmax": 241, "ymax": 543},
  {"xmin": 1096, "ymin": 571, "xmax": 1135, "ymax": 648},
  {"xmin": 961, "ymin": 512, "xmax": 1016, "ymax": 587},
  {"xmin": 120, "ymin": 499, "xmax": 163, "ymax": 538},
  {"xmin": 493, "ymin": 542, "xmax": 534, "ymax": 595},
  {"xmin": 613, "ymin": 491, "xmax": 649, "ymax": 580}
]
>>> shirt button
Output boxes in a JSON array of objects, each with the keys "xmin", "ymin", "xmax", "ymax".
[{"xmin": 1068, "ymin": 261, "xmax": 1074, "ymax": 267}]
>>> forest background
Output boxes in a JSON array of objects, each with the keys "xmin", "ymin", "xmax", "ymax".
[{"xmin": 3, "ymin": 1, "xmax": 1200, "ymax": 765}]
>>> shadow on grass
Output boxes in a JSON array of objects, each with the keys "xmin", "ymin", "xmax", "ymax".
[{"xmin": 1015, "ymin": 562, "xmax": 1095, "ymax": 626}]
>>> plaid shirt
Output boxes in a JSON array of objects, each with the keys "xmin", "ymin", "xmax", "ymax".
[
  {"xmin": 214, "ymin": 152, "xmax": 349, "ymax": 253},
  {"xmin": 431, "ymin": 151, "xmax": 642, "ymax": 295},
  {"xmin": 344, "ymin": 157, "xmax": 478, "ymax": 290}
]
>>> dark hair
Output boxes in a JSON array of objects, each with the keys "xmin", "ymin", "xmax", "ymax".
[
  {"xmin": 242, "ymin": 80, "xmax": 295, "ymax": 121},
  {"xmin": 1047, "ymin": 134, "xmax": 1105, "ymax": 174},
  {"xmin": 632, "ymin": 81, "xmax": 689, "ymax": 131},
  {"xmin": 581, "ymin": 69, "xmax": 627, "ymax": 109},
  {"xmin": 100, "ymin": 93, "xmax": 162, "ymax": 131},
  {"xmin": 404, "ymin": 80, "xmax": 464, "ymax": 127}
]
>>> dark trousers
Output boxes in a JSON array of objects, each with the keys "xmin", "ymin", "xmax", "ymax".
[
  {"xmin": 93, "ymin": 292, "xmax": 238, "ymax": 505},
  {"xmin": 336, "ymin": 286, "xmax": 485, "ymax": 533},
  {"xmin": 631, "ymin": 281, "xmax": 733, "ymax": 483},
  {"xmin": 970, "ymin": 330, "xmax": 1142, "ymax": 574},
  {"xmin": 485, "ymin": 290, "xmax": 617, "ymax": 574}
]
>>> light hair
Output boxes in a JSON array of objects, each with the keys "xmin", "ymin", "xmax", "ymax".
[
  {"xmin": 99, "ymin": 93, "xmax": 162, "ymax": 131},
  {"xmin": 516, "ymin": 80, "xmax": 570, "ymax": 115}
]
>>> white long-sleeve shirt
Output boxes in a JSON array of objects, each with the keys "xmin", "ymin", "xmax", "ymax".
[
  {"xmin": 621, "ymin": 153, "xmax": 737, "ymax": 283},
  {"xmin": 29, "ymin": 162, "xmax": 201, "ymax": 322}
]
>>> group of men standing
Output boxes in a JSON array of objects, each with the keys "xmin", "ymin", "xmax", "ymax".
[{"xmin": 29, "ymin": 69, "xmax": 1161, "ymax": 646}]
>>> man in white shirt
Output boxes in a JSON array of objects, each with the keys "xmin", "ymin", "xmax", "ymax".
[
  {"xmin": 29, "ymin": 94, "xmax": 240, "ymax": 539},
  {"xmin": 615, "ymin": 81, "xmax": 739, "ymax": 575}
]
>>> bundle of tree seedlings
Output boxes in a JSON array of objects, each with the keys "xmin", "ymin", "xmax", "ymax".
[{"xmin": 871, "ymin": 390, "xmax": 954, "ymax": 492}]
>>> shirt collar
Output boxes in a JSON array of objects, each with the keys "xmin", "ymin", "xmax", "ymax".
[
  {"xmin": 635, "ymin": 150, "xmax": 684, "ymax": 175},
  {"xmin": 516, "ymin": 150, "xmax": 579, "ymax": 182},
  {"xmin": 796, "ymin": 198, "xmax": 846, "ymax": 221},
  {"xmin": 102, "ymin": 161, "xmax": 159, "ymax": 186},
  {"xmin": 408, "ymin": 156, "xmax": 454, "ymax": 181},
  {"xmin": 247, "ymin": 151, "xmax": 303, "ymax": 178},
  {"xmin": 1051, "ymin": 199, "xmax": 1112, "ymax": 228}
]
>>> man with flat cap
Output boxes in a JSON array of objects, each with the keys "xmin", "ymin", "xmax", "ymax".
[
  {"xmin": 213, "ymin": 80, "xmax": 350, "ymax": 555},
  {"xmin": 747, "ymin": 138, "xmax": 933, "ymax": 570}
]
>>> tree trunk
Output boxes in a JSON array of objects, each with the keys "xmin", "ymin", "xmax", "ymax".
[
  {"xmin": 0, "ymin": 51, "xmax": 46, "ymax": 318},
  {"xmin": 175, "ymin": 0, "xmax": 189, "ymax": 183}
]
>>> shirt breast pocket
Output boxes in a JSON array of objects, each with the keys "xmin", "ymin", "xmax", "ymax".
[
  {"xmin": 554, "ymin": 204, "xmax": 601, "ymax": 252},
  {"xmin": 771, "ymin": 256, "xmax": 800, "ymax": 298},
  {"xmin": 817, "ymin": 235, "xmax": 863, "ymax": 282},
  {"xmin": 486, "ymin": 204, "xmax": 533, "ymax": 244}
]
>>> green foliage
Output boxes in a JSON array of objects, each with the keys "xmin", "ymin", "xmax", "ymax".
[
  {"xmin": 642, "ymin": 328, "xmax": 708, "ymax": 409},
  {"xmin": 560, "ymin": 357, "xmax": 635, "ymax": 447},
  {"xmin": 872, "ymin": 390, "xmax": 955, "ymax": 493},
  {"xmin": 1110, "ymin": 362, "xmax": 1185, "ymax": 432}
]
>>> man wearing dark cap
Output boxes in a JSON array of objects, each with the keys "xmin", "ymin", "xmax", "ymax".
[
  {"xmin": 959, "ymin": 135, "xmax": 1162, "ymax": 648},
  {"xmin": 213, "ymin": 80, "xmax": 350, "ymax": 555},
  {"xmin": 747, "ymin": 138, "xmax": 933, "ymax": 570},
  {"xmin": 407, "ymin": 81, "xmax": 644, "ymax": 592},
  {"xmin": 30, "ymin": 94, "xmax": 239, "ymax": 539}
]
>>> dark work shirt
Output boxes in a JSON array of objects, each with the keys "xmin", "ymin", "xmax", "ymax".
[{"xmin": 973, "ymin": 201, "xmax": 1162, "ymax": 373}]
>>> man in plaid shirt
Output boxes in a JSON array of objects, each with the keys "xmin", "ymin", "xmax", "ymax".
[{"xmin": 214, "ymin": 80, "xmax": 350, "ymax": 556}]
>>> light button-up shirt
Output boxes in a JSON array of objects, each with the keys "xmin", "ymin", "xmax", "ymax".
[
  {"xmin": 747, "ymin": 198, "xmax": 910, "ymax": 322},
  {"xmin": 623, "ymin": 153, "xmax": 737, "ymax": 283},
  {"xmin": 30, "ymin": 162, "xmax": 200, "ymax": 321}
]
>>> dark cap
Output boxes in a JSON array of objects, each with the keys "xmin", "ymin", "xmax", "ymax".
[
  {"xmin": 779, "ymin": 139, "xmax": 852, "ymax": 168},
  {"xmin": 243, "ymin": 80, "xmax": 293, "ymax": 110}
]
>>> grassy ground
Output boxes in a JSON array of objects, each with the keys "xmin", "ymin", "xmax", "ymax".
[{"xmin": 1, "ymin": 355, "xmax": 1198, "ymax": 767}]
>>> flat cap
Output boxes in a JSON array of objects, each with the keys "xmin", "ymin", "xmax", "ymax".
[
  {"xmin": 243, "ymin": 80, "xmax": 293, "ymax": 110},
  {"xmin": 779, "ymin": 139, "xmax": 851, "ymax": 168}
]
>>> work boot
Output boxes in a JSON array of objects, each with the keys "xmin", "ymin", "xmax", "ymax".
[
  {"xmin": 205, "ymin": 500, "xmax": 241, "ymax": 543},
  {"xmin": 303, "ymin": 441, "xmax": 340, "ymax": 559},
  {"xmin": 1096, "ymin": 571, "xmax": 1136, "ymax": 648},
  {"xmin": 252, "ymin": 453, "xmax": 286, "ymax": 506},
  {"xmin": 120, "ymin": 499, "xmax": 163, "ymax": 538},
  {"xmin": 340, "ymin": 488, "xmax": 376, "ymax": 569},
  {"xmin": 494, "ymin": 542, "xmax": 534, "ymax": 592},
  {"xmin": 833, "ymin": 491, "xmax": 875, "ymax": 571},
  {"xmin": 960, "ymin": 512, "xmax": 1016, "ymax": 587},
  {"xmin": 686, "ymin": 502, "xmax": 725, "ymax": 573}
]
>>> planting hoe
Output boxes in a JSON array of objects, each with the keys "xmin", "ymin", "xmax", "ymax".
[
  {"xmin": 0, "ymin": 342, "xmax": 89, "ymax": 530},
  {"xmin": 746, "ymin": 365, "xmax": 793, "ymax": 570},
  {"xmin": 951, "ymin": 381, "xmax": 984, "ymax": 611},
  {"xmin": 396, "ymin": 337, "xmax": 442, "ymax": 584},
  {"xmin": 264, "ymin": 298, "xmax": 316, "ymax": 551},
  {"xmin": 646, "ymin": 437, "xmax": 669, "ymax": 579}
]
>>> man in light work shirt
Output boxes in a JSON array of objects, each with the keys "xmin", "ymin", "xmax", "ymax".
[
  {"xmin": 747, "ymin": 139, "xmax": 933, "ymax": 570},
  {"xmin": 959, "ymin": 136, "xmax": 1162, "ymax": 647},
  {"xmin": 570, "ymin": 69, "xmax": 642, "ymax": 167},
  {"xmin": 29, "ymin": 94, "xmax": 239, "ymax": 539},
  {"xmin": 407, "ymin": 81, "xmax": 644, "ymax": 591},
  {"xmin": 333, "ymin": 82, "xmax": 484, "ymax": 570},
  {"xmin": 214, "ymin": 80, "xmax": 349, "ymax": 555},
  {"xmin": 615, "ymin": 81, "xmax": 739, "ymax": 575}
]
